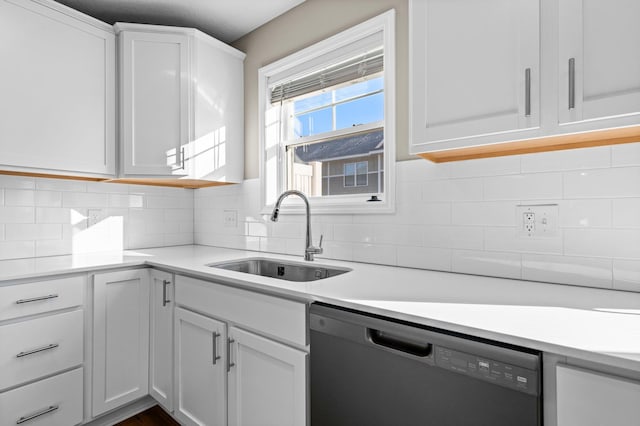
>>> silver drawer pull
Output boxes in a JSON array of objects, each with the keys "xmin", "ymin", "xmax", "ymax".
[
  {"xmin": 568, "ymin": 57, "xmax": 576, "ymax": 110},
  {"xmin": 16, "ymin": 294, "xmax": 59, "ymax": 304},
  {"xmin": 16, "ymin": 343, "xmax": 59, "ymax": 358},
  {"xmin": 16, "ymin": 405, "xmax": 59, "ymax": 424}
]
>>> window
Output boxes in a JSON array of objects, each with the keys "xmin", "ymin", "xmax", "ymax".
[
  {"xmin": 259, "ymin": 10, "xmax": 396, "ymax": 214},
  {"xmin": 344, "ymin": 161, "xmax": 369, "ymax": 188}
]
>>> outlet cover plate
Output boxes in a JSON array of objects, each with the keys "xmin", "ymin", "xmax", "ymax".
[
  {"xmin": 223, "ymin": 210, "xmax": 238, "ymax": 228},
  {"xmin": 516, "ymin": 204, "xmax": 559, "ymax": 238}
]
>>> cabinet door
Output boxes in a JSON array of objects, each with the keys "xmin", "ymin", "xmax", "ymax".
[
  {"xmin": 0, "ymin": 0, "xmax": 115, "ymax": 176},
  {"xmin": 556, "ymin": 364, "xmax": 640, "ymax": 425},
  {"xmin": 92, "ymin": 269, "xmax": 150, "ymax": 417},
  {"xmin": 559, "ymin": 0, "xmax": 640, "ymax": 125},
  {"xmin": 120, "ymin": 30, "xmax": 189, "ymax": 176},
  {"xmin": 149, "ymin": 270, "xmax": 174, "ymax": 412},
  {"xmin": 228, "ymin": 327, "xmax": 307, "ymax": 426},
  {"xmin": 174, "ymin": 307, "xmax": 227, "ymax": 426},
  {"xmin": 410, "ymin": 0, "xmax": 540, "ymax": 152}
]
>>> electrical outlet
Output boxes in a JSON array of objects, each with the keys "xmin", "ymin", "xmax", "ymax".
[
  {"xmin": 523, "ymin": 212, "xmax": 535, "ymax": 234},
  {"xmin": 516, "ymin": 204, "xmax": 559, "ymax": 238},
  {"xmin": 87, "ymin": 209, "xmax": 103, "ymax": 227},
  {"xmin": 223, "ymin": 210, "xmax": 237, "ymax": 228}
]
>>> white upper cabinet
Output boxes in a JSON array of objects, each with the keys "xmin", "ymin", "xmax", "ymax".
[
  {"xmin": 558, "ymin": 0, "xmax": 640, "ymax": 128},
  {"xmin": 119, "ymin": 30, "xmax": 190, "ymax": 177},
  {"xmin": 0, "ymin": 0, "xmax": 115, "ymax": 176},
  {"xmin": 410, "ymin": 0, "xmax": 540, "ymax": 153},
  {"xmin": 116, "ymin": 23, "xmax": 245, "ymax": 182}
]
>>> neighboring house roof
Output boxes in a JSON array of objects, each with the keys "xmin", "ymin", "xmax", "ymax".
[{"xmin": 294, "ymin": 129, "xmax": 383, "ymax": 163}]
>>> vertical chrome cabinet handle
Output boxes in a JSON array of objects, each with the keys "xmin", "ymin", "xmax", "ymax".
[
  {"xmin": 227, "ymin": 338, "xmax": 235, "ymax": 372},
  {"xmin": 16, "ymin": 343, "xmax": 59, "ymax": 358},
  {"xmin": 568, "ymin": 58, "xmax": 576, "ymax": 110},
  {"xmin": 16, "ymin": 294, "xmax": 58, "ymax": 304},
  {"xmin": 16, "ymin": 405, "xmax": 59, "ymax": 424},
  {"xmin": 162, "ymin": 280, "xmax": 171, "ymax": 307},
  {"xmin": 180, "ymin": 147, "xmax": 186, "ymax": 169},
  {"xmin": 524, "ymin": 68, "xmax": 531, "ymax": 117},
  {"xmin": 212, "ymin": 332, "xmax": 221, "ymax": 365}
]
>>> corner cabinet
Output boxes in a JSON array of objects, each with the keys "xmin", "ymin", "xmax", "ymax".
[
  {"xmin": 0, "ymin": 0, "xmax": 115, "ymax": 177},
  {"xmin": 116, "ymin": 23, "xmax": 245, "ymax": 182},
  {"xmin": 92, "ymin": 269, "xmax": 150, "ymax": 417},
  {"xmin": 409, "ymin": 0, "xmax": 640, "ymax": 160}
]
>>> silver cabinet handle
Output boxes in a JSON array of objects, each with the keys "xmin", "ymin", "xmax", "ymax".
[
  {"xmin": 212, "ymin": 332, "xmax": 221, "ymax": 365},
  {"xmin": 524, "ymin": 68, "xmax": 531, "ymax": 117},
  {"xmin": 227, "ymin": 338, "xmax": 235, "ymax": 372},
  {"xmin": 162, "ymin": 280, "xmax": 171, "ymax": 307},
  {"xmin": 16, "ymin": 405, "xmax": 59, "ymax": 424},
  {"xmin": 180, "ymin": 147, "xmax": 185, "ymax": 169},
  {"xmin": 16, "ymin": 294, "xmax": 58, "ymax": 304},
  {"xmin": 568, "ymin": 57, "xmax": 576, "ymax": 110},
  {"xmin": 16, "ymin": 343, "xmax": 59, "ymax": 358}
]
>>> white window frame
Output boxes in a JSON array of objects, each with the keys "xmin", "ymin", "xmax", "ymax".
[{"xmin": 258, "ymin": 10, "xmax": 396, "ymax": 215}]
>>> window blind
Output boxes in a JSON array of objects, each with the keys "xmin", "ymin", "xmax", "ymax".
[{"xmin": 270, "ymin": 48, "xmax": 383, "ymax": 104}]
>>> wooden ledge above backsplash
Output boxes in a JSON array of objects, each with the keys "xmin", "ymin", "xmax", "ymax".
[
  {"xmin": 417, "ymin": 125, "xmax": 640, "ymax": 163},
  {"xmin": 0, "ymin": 170, "xmax": 235, "ymax": 189}
]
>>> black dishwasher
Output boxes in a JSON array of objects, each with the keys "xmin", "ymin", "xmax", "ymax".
[{"xmin": 310, "ymin": 303, "xmax": 541, "ymax": 426}]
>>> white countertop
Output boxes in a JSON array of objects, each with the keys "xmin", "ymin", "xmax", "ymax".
[{"xmin": 2, "ymin": 245, "xmax": 639, "ymax": 372}]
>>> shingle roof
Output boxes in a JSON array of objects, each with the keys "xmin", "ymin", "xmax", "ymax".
[{"xmin": 294, "ymin": 129, "xmax": 383, "ymax": 163}]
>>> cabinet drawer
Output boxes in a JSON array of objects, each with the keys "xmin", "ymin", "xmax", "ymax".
[
  {"xmin": 0, "ymin": 310, "xmax": 83, "ymax": 390},
  {"xmin": 0, "ymin": 367, "xmax": 83, "ymax": 426},
  {"xmin": 175, "ymin": 275, "xmax": 307, "ymax": 346},
  {"xmin": 0, "ymin": 276, "xmax": 84, "ymax": 321}
]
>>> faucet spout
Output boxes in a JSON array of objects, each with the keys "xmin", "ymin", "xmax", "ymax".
[{"xmin": 270, "ymin": 190, "xmax": 323, "ymax": 261}]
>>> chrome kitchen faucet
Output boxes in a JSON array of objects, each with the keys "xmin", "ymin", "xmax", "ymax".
[{"xmin": 270, "ymin": 190, "xmax": 323, "ymax": 261}]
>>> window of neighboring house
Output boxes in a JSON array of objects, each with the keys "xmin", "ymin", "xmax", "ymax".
[
  {"xmin": 344, "ymin": 161, "xmax": 368, "ymax": 187},
  {"xmin": 258, "ymin": 10, "xmax": 396, "ymax": 214}
]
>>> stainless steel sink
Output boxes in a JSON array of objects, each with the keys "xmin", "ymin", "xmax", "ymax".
[{"xmin": 207, "ymin": 257, "xmax": 351, "ymax": 282}]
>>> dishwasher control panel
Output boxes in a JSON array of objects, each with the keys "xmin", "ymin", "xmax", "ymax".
[{"xmin": 435, "ymin": 346, "xmax": 539, "ymax": 396}]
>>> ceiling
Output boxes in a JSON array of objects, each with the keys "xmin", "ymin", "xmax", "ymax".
[{"xmin": 54, "ymin": 0, "xmax": 306, "ymax": 44}]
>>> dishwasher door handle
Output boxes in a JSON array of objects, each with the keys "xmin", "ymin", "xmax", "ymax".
[{"xmin": 368, "ymin": 329, "xmax": 432, "ymax": 357}]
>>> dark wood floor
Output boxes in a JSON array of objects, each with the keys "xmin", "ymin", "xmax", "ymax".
[{"xmin": 115, "ymin": 405, "xmax": 179, "ymax": 426}]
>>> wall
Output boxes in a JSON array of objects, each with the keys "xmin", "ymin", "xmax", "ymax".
[
  {"xmin": 195, "ymin": 142, "xmax": 640, "ymax": 292},
  {"xmin": 0, "ymin": 175, "xmax": 193, "ymax": 259},
  {"xmin": 231, "ymin": 0, "xmax": 409, "ymax": 179}
]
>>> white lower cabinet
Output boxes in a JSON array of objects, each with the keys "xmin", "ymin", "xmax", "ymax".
[
  {"xmin": 174, "ymin": 307, "xmax": 227, "ymax": 426},
  {"xmin": 228, "ymin": 326, "xmax": 307, "ymax": 426},
  {"xmin": 0, "ymin": 367, "xmax": 84, "ymax": 426},
  {"xmin": 92, "ymin": 269, "xmax": 150, "ymax": 417},
  {"xmin": 556, "ymin": 364, "xmax": 640, "ymax": 426},
  {"xmin": 149, "ymin": 270, "xmax": 175, "ymax": 412}
]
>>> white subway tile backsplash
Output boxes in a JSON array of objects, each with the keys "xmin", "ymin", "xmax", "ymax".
[
  {"xmin": 62, "ymin": 192, "xmax": 109, "ymax": 208},
  {"xmin": 422, "ymin": 178, "xmax": 483, "ymax": 202},
  {"xmin": 452, "ymin": 202, "xmax": 516, "ymax": 226},
  {"xmin": 5, "ymin": 224, "xmax": 62, "ymax": 241},
  {"xmin": 397, "ymin": 159, "xmax": 450, "ymax": 182},
  {"xmin": 109, "ymin": 194, "xmax": 144, "ymax": 208},
  {"xmin": 0, "ymin": 241, "xmax": 35, "ymax": 259},
  {"xmin": 452, "ymin": 250, "xmax": 521, "ymax": 279},
  {"xmin": 4, "ymin": 189, "xmax": 35, "ymax": 206},
  {"xmin": 35, "ymin": 178, "xmax": 85, "ymax": 192},
  {"xmin": 352, "ymin": 243, "xmax": 397, "ymax": 265},
  {"xmin": 611, "ymin": 142, "xmax": 640, "ymax": 167},
  {"xmin": 559, "ymin": 199, "xmax": 612, "ymax": 228},
  {"xmin": 397, "ymin": 246, "xmax": 451, "ymax": 271},
  {"xmin": 484, "ymin": 173, "xmax": 563, "ymax": 200},
  {"xmin": 565, "ymin": 229, "xmax": 640, "ymax": 259},
  {"xmin": 484, "ymin": 227, "xmax": 563, "ymax": 255},
  {"xmin": 613, "ymin": 259, "xmax": 640, "ymax": 292},
  {"xmin": 450, "ymin": 156, "xmax": 520, "ymax": 178},
  {"xmin": 0, "ymin": 176, "xmax": 35, "ymax": 189},
  {"xmin": 522, "ymin": 254, "xmax": 612, "ymax": 289},
  {"xmin": 564, "ymin": 167, "xmax": 640, "ymax": 198},
  {"xmin": 35, "ymin": 191, "xmax": 62, "ymax": 207},
  {"xmin": 0, "ymin": 206, "xmax": 35, "ymax": 223},
  {"xmin": 521, "ymin": 146, "xmax": 611, "ymax": 173},
  {"xmin": 612, "ymin": 198, "xmax": 640, "ymax": 228}
]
